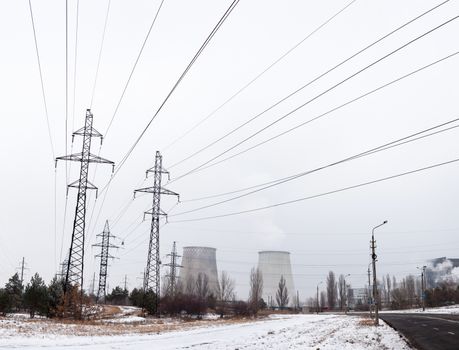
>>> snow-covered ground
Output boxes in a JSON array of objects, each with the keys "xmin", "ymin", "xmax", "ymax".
[
  {"xmin": 0, "ymin": 314, "xmax": 409, "ymax": 349},
  {"xmin": 380, "ymin": 304, "xmax": 459, "ymax": 315}
]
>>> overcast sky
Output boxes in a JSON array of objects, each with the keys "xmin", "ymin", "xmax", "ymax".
[{"xmin": 1, "ymin": 0, "xmax": 458, "ymax": 300}]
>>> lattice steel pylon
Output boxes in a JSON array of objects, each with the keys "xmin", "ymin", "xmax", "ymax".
[
  {"xmin": 134, "ymin": 151, "xmax": 179, "ymax": 314},
  {"xmin": 56, "ymin": 109, "xmax": 114, "ymax": 294},
  {"xmin": 164, "ymin": 241, "xmax": 182, "ymax": 297},
  {"xmin": 93, "ymin": 220, "xmax": 118, "ymax": 303}
]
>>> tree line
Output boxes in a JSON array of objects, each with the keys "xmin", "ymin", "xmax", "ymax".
[
  {"xmin": 0, "ymin": 266, "xmax": 297, "ymax": 319},
  {"xmin": 305, "ymin": 270, "xmax": 459, "ymax": 312}
]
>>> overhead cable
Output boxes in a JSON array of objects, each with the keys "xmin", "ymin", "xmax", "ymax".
[
  {"xmin": 109, "ymin": 0, "xmax": 241, "ymax": 184},
  {"xmin": 168, "ymin": 157, "xmax": 459, "ymax": 222},
  {"xmin": 174, "ymin": 50, "xmax": 459, "ymax": 179},
  {"xmin": 162, "ymin": 0, "xmax": 359, "ymax": 152},
  {"xmin": 27, "ymin": 0, "xmax": 55, "ymax": 160},
  {"xmin": 171, "ymin": 117, "xmax": 459, "ymax": 216},
  {"xmin": 167, "ymin": 1, "xmax": 450, "ymax": 171}
]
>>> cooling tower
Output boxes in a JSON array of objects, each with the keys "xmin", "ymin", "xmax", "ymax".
[
  {"xmin": 258, "ymin": 251, "xmax": 295, "ymax": 306},
  {"xmin": 179, "ymin": 246, "xmax": 219, "ymax": 294}
]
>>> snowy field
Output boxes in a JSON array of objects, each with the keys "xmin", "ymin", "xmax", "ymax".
[{"xmin": 0, "ymin": 314, "xmax": 410, "ymax": 349}]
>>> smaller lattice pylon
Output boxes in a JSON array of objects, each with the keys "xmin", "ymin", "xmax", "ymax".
[
  {"xmin": 92, "ymin": 220, "xmax": 118, "ymax": 303},
  {"xmin": 164, "ymin": 241, "xmax": 183, "ymax": 297},
  {"xmin": 134, "ymin": 151, "xmax": 179, "ymax": 316}
]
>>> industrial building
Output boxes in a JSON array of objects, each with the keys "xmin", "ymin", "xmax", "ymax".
[
  {"xmin": 179, "ymin": 246, "xmax": 219, "ymax": 295},
  {"xmin": 257, "ymin": 251, "xmax": 295, "ymax": 307}
]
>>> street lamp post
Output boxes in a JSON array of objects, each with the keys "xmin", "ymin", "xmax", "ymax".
[
  {"xmin": 417, "ymin": 265, "xmax": 427, "ymax": 311},
  {"xmin": 371, "ymin": 220, "xmax": 388, "ymax": 326},
  {"xmin": 316, "ymin": 281, "xmax": 323, "ymax": 314},
  {"xmin": 368, "ymin": 263, "xmax": 373, "ymax": 319}
]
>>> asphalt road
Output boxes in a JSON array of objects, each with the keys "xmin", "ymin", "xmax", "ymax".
[{"xmin": 380, "ymin": 313, "xmax": 459, "ymax": 350}]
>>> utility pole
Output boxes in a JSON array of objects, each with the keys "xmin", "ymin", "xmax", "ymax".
[
  {"xmin": 371, "ymin": 220, "xmax": 387, "ymax": 326},
  {"xmin": 124, "ymin": 275, "xmax": 128, "ymax": 291},
  {"xmin": 164, "ymin": 241, "xmax": 182, "ymax": 297},
  {"xmin": 20, "ymin": 257, "xmax": 25, "ymax": 285},
  {"xmin": 56, "ymin": 109, "xmax": 114, "ymax": 296},
  {"xmin": 93, "ymin": 220, "xmax": 118, "ymax": 303},
  {"xmin": 368, "ymin": 265, "xmax": 372, "ymax": 318},
  {"xmin": 419, "ymin": 265, "xmax": 427, "ymax": 311},
  {"xmin": 17, "ymin": 257, "xmax": 29, "ymax": 286},
  {"xmin": 134, "ymin": 151, "xmax": 179, "ymax": 316}
]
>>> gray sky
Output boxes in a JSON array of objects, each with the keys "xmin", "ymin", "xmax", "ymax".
[{"xmin": 1, "ymin": 0, "xmax": 458, "ymax": 300}]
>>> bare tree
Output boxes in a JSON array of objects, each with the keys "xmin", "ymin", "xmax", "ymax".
[
  {"xmin": 195, "ymin": 273, "xmax": 210, "ymax": 300},
  {"xmin": 216, "ymin": 271, "xmax": 235, "ymax": 318},
  {"xmin": 386, "ymin": 274, "xmax": 392, "ymax": 306},
  {"xmin": 248, "ymin": 267, "xmax": 263, "ymax": 314},
  {"xmin": 217, "ymin": 271, "xmax": 235, "ymax": 302},
  {"xmin": 405, "ymin": 275, "xmax": 416, "ymax": 308},
  {"xmin": 326, "ymin": 271, "xmax": 337, "ymax": 310},
  {"xmin": 338, "ymin": 274, "xmax": 345, "ymax": 311},
  {"xmin": 381, "ymin": 277, "xmax": 387, "ymax": 308},
  {"xmin": 275, "ymin": 275, "xmax": 289, "ymax": 310},
  {"xmin": 185, "ymin": 275, "xmax": 195, "ymax": 296},
  {"xmin": 306, "ymin": 297, "xmax": 316, "ymax": 312},
  {"xmin": 320, "ymin": 291, "xmax": 326, "ymax": 311}
]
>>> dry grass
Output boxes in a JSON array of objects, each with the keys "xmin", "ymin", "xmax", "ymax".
[
  {"xmin": 0, "ymin": 314, "xmax": 261, "ymax": 338},
  {"xmin": 358, "ymin": 318, "xmax": 375, "ymax": 326}
]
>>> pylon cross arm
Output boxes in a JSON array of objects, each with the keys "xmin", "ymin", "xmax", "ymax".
[
  {"xmin": 72, "ymin": 126, "xmax": 103, "ymax": 139},
  {"xmin": 159, "ymin": 188, "xmax": 179, "ymax": 197},
  {"xmin": 56, "ymin": 152, "xmax": 114, "ymax": 165}
]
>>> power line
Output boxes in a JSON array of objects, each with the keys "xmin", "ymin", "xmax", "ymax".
[
  {"xmin": 65, "ymin": 0, "xmax": 69, "ymax": 185},
  {"xmin": 115, "ymin": 201, "xmax": 179, "ymax": 251},
  {"xmin": 27, "ymin": 0, "xmax": 55, "ymax": 160},
  {"xmin": 166, "ymin": 1, "xmax": 450, "ymax": 171},
  {"xmin": 169, "ymin": 157, "xmax": 459, "ymax": 223},
  {"xmin": 120, "ymin": 243, "xmax": 458, "ymax": 265},
  {"xmin": 62, "ymin": 1, "xmax": 81, "ymax": 269},
  {"xmin": 86, "ymin": 0, "xmax": 166, "ymax": 239},
  {"xmin": 110, "ymin": 0, "xmax": 241, "ymax": 185},
  {"xmin": 180, "ymin": 118, "xmax": 459, "ymax": 203},
  {"xmin": 71, "ymin": 0, "xmax": 80, "ymax": 131},
  {"xmin": 194, "ymin": 51, "xmax": 459, "ymax": 176},
  {"xmin": 90, "ymin": 0, "xmax": 111, "ymax": 109},
  {"xmin": 103, "ymin": 0, "xmax": 166, "ymax": 136},
  {"xmin": 169, "ymin": 15, "xmax": 459, "ymax": 182},
  {"xmin": 88, "ymin": 0, "xmax": 240, "ymax": 246},
  {"xmin": 162, "ymin": 0, "xmax": 359, "ymax": 152},
  {"xmin": 170, "ymin": 117, "xmax": 459, "ymax": 216},
  {"xmin": 164, "ymin": 225, "xmax": 459, "ymax": 237}
]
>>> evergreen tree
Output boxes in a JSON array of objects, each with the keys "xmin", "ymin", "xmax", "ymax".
[
  {"xmin": 129, "ymin": 288, "xmax": 144, "ymax": 307},
  {"xmin": 142, "ymin": 290, "xmax": 157, "ymax": 315},
  {"xmin": 23, "ymin": 273, "xmax": 49, "ymax": 318},
  {"xmin": 5, "ymin": 273, "xmax": 23, "ymax": 311},
  {"xmin": 106, "ymin": 286, "xmax": 129, "ymax": 305},
  {"xmin": 47, "ymin": 276, "xmax": 64, "ymax": 318},
  {"xmin": 0, "ymin": 288, "xmax": 10, "ymax": 315}
]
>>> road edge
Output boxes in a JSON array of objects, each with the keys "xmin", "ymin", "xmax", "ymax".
[{"xmin": 380, "ymin": 317, "xmax": 420, "ymax": 350}]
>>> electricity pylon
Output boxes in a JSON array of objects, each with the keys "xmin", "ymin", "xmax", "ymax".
[
  {"xmin": 93, "ymin": 220, "xmax": 118, "ymax": 303},
  {"xmin": 56, "ymin": 109, "xmax": 114, "ymax": 294},
  {"xmin": 164, "ymin": 241, "xmax": 182, "ymax": 297},
  {"xmin": 134, "ymin": 151, "xmax": 179, "ymax": 314}
]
